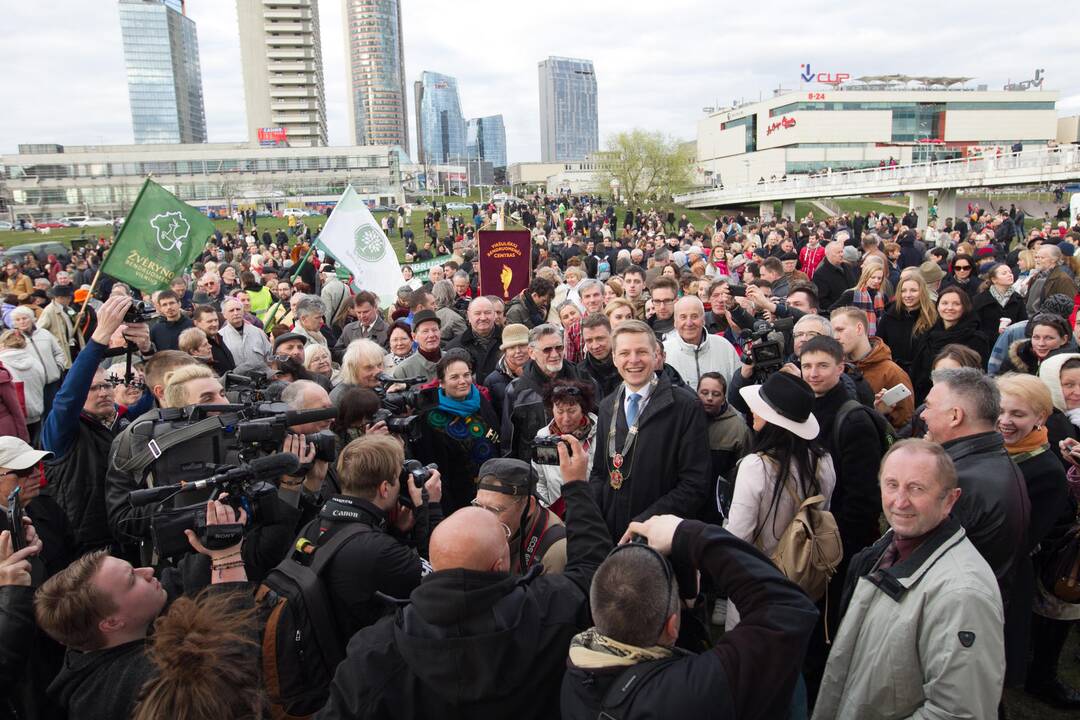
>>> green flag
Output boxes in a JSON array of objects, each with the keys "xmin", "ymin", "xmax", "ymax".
[{"xmin": 99, "ymin": 179, "xmax": 215, "ymax": 292}]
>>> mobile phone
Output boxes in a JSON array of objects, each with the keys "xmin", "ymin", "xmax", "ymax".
[
  {"xmin": 879, "ymin": 384, "xmax": 912, "ymax": 408},
  {"xmin": 729, "ymin": 285, "xmax": 747, "ymax": 298},
  {"xmin": 5, "ymin": 486, "xmax": 24, "ymax": 552}
]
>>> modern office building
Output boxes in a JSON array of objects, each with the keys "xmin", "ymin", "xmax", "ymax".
[
  {"xmin": 694, "ymin": 82, "xmax": 1059, "ymax": 186},
  {"xmin": 538, "ymin": 56, "xmax": 599, "ymax": 162},
  {"xmin": 236, "ymin": 0, "xmax": 328, "ymax": 147},
  {"xmin": 117, "ymin": 0, "xmax": 208, "ymax": 144},
  {"xmin": 342, "ymin": 0, "xmax": 409, "ymax": 151},
  {"xmin": 414, "ymin": 72, "xmax": 466, "ymax": 166},
  {"xmin": 466, "ymin": 115, "xmax": 507, "ymax": 170},
  {"xmin": 1, "ymin": 142, "xmax": 405, "ymax": 219}
]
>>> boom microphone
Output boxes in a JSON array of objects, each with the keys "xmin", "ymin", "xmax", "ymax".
[
  {"xmin": 129, "ymin": 453, "xmax": 302, "ymax": 507},
  {"xmin": 378, "ymin": 372, "xmax": 426, "ymax": 386},
  {"xmin": 283, "ymin": 406, "xmax": 338, "ymax": 426}
]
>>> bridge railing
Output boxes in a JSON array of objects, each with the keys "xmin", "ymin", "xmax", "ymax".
[{"xmin": 677, "ymin": 145, "xmax": 1080, "ymax": 203}]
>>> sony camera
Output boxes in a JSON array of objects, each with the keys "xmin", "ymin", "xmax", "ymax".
[{"xmin": 123, "ymin": 300, "xmax": 158, "ymax": 324}]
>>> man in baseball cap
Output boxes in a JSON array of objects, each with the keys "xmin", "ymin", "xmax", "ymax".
[
  {"xmin": 0, "ymin": 436, "xmax": 61, "ymax": 565},
  {"xmin": 472, "ymin": 457, "xmax": 567, "ymax": 575}
]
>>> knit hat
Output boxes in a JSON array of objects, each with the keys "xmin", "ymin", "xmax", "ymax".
[
  {"xmin": 842, "ymin": 246, "xmax": 860, "ymax": 264},
  {"xmin": 1042, "ymin": 293, "xmax": 1074, "ymax": 319},
  {"xmin": 1058, "ymin": 242, "xmax": 1076, "ymax": 257},
  {"xmin": 919, "ymin": 261, "xmax": 945, "ymax": 284}
]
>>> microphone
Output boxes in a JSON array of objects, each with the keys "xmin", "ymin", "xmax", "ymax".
[{"xmin": 129, "ymin": 453, "xmax": 302, "ymax": 507}]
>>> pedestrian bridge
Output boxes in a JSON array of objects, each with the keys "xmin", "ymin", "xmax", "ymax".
[{"xmin": 674, "ymin": 145, "xmax": 1080, "ymax": 226}]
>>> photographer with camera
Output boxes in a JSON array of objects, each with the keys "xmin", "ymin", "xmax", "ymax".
[
  {"xmin": 277, "ymin": 380, "xmax": 341, "ymax": 529},
  {"xmin": 34, "ymin": 498, "xmax": 249, "ymax": 720},
  {"xmin": 41, "ymin": 295, "xmax": 154, "ymax": 556},
  {"xmin": 294, "ymin": 434, "xmax": 442, "ymax": 649},
  {"xmin": 319, "ymin": 434, "xmax": 609, "ymax": 720}
]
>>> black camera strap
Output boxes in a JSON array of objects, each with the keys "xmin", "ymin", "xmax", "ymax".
[
  {"xmin": 119, "ymin": 415, "xmax": 230, "ymax": 476},
  {"xmin": 318, "ymin": 495, "xmax": 387, "ymax": 531}
]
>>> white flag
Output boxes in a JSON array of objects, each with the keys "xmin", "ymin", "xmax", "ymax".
[{"xmin": 316, "ymin": 185, "xmax": 402, "ymax": 306}]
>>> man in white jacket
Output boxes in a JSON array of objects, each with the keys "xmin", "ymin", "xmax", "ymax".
[{"xmin": 662, "ymin": 296, "xmax": 740, "ymax": 390}]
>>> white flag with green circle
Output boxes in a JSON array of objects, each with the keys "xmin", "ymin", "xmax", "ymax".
[{"xmin": 316, "ymin": 185, "xmax": 402, "ymax": 305}]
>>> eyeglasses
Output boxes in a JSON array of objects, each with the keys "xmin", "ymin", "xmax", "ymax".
[
  {"xmin": 88, "ymin": 382, "xmax": 113, "ymax": 393},
  {"xmin": 652, "ymin": 298, "xmax": 675, "ymax": 306},
  {"xmin": 539, "ymin": 345, "xmax": 564, "ymax": 355},
  {"xmin": 468, "ymin": 500, "xmax": 514, "ymax": 538},
  {"xmin": 954, "ymin": 265, "xmax": 971, "ymax": 271}
]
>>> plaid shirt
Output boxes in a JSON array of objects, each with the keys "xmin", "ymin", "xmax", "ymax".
[{"xmin": 564, "ymin": 320, "xmax": 584, "ymax": 363}]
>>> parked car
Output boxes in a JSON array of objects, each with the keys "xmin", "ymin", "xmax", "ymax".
[
  {"xmin": 282, "ymin": 207, "xmax": 313, "ymax": 218},
  {"xmin": 33, "ymin": 220, "xmax": 70, "ymax": 230},
  {"xmin": 447, "ymin": 202, "xmax": 472, "ymax": 210},
  {"xmin": 0, "ymin": 242, "xmax": 70, "ymax": 264},
  {"xmin": 0, "ymin": 221, "xmax": 13, "ymax": 231},
  {"xmin": 76, "ymin": 217, "xmax": 112, "ymax": 227}
]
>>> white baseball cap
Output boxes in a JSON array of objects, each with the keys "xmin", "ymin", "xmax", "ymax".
[{"xmin": 0, "ymin": 437, "xmax": 51, "ymax": 471}]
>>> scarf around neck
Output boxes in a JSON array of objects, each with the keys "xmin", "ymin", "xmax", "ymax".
[
  {"xmin": 851, "ymin": 288, "xmax": 884, "ymax": 336},
  {"xmin": 568, "ymin": 628, "xmax": 673, "ymax": 670},
  {"xmin": 989, "ymin": 285, "xmax": 1014, "ymax": 308},
  {"xmin": 1005, "ymin": 425, "xmax": 1049, "ymax": 458},
  {"xmin": 437, "ymin": 385, "xmax": 481, "ymax": 417}
]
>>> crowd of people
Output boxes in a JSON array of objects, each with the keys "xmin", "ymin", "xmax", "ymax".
[{"xmin": 1, "ymin": 191, "xmax": 1080, "ymax": 719}]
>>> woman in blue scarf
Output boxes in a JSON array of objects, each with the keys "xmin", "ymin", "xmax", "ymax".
[{"xmin": 411, "ymin": 348, "xmax": 501, "ymax": 514}]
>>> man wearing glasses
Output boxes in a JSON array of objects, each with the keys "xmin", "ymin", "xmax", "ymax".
[
  {"xmin": 646, "ymin": 277, "xmax": 678, "ymax": 341},
  {"xmin": 502, "ymin": 324, "xmax": 599, "ymax": 462},
  {"xmin": 471, "ymin": 458, "xmax": 566, "ymax": 575}
]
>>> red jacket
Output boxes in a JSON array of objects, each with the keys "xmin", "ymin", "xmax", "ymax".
[
  {"xmin": 799, "ymin": 244, "xmax": 826, "ymax": 278},
  {"xmin": 0, "ymin": 361, "xmax": 29, "ymax": 442}
]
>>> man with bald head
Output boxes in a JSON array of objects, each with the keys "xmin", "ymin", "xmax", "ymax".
[
  {"xmin": 448, "ymin": 295, "xmax": 504, "ymax": 380},
  {"xmin": 661, "ymin": 296, "xmax": 740, "ymax": 390},
  {"xmin": 320, "ymin": 434, "xmax": 611, "ymax": 720},
  {"xmin": 812, "ymin": 240, "xmax": 856, "ymax": 312}
]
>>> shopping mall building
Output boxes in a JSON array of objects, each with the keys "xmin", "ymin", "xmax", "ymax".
[{"xmin": 695, "ymin": 78, "xmax": 1059, "ymax": 187}]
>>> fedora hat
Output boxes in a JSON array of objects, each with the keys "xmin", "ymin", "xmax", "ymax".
[{"xmin": 739, "ymin": 372, "xmax": 819, "ymax": 440}]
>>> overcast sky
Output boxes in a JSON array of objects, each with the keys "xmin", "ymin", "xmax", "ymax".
[{"xmin": 2, "ymin": 0, "xmax": 1077, "ymax": 163}]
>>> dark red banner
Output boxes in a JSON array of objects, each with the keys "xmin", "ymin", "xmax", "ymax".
[{"xmin": 478, "ymin": 230, "xmax": 532, "ymax": 301}]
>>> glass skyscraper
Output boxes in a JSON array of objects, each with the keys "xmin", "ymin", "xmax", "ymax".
[
  {"xmin": 118, "ymin": 0, "xmax": 207, "ymax": 144},
  {"xmin": 466, "ymin": 115, "xmax": 507, "ymax": 169},
  {"xmin": 414, "ymin": 71, "xmax": 466, "ymax": 165},
  {"xmin": 342, "ymin": 0, "xmax": 409, "ymax": 152},
  {"xmin": 538, "ymin": 56, "xmax": 598, "ymax": 162}
]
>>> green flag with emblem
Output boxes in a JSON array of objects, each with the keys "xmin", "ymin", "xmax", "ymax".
[{"xmin": 99, "ymin": 178, "xmax": 215, "ymax": 292}]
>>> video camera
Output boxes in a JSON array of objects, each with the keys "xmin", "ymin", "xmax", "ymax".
[
  {"xmin": 740, "ymin": 317, "xmax": 794, "ymax": 384},
  {"xmin": 223, "ymin": 369, "xmax": 286, "ymax": 404},
  {"xmin": 130, "ymin": 453, "xmax": 300, "ymax": 558},
  {"xmin": 123, "ymin": 300, "xmax": 158, "ymax": 324}
]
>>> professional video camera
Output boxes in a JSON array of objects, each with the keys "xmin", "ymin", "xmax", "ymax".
[
  {"xmin": 223, "ymin": 369, "xmax": 286, "ymax": 404},
  {"xmin": 396, "ymin": 459, "xmax": 437, "ymax": 509},
  {"xmin": 234, "ymin": 402, "xmax": 338, "ymax": 466},
  {"xmin": 378, "ymin": 372, "xmax": 433, "ymax": 415},
  {"xmin": 740, "ymin": 316, "xmax": 794, "ymax": 384},
  {"xmin": 129, "ymin": 453, "xmax": 300, "ymax": 558}
]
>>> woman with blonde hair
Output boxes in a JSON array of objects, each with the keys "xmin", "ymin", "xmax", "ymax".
[
  {"xmin": 829, "ymin": 260, "xmax": 886, "ymax": 334},
  {"xmin": 603, "ymin": 277, "xmax": 624, "ymax": 303},
  {"xmin": 0, "ymin": 329, "xmax": 45, "ymax": 435},
  {"xmin": 304, "ymin": 342, "xmax": 339, "ymax": 386},
  {"xmin": 603, "ymin": 297, "xmax": 636, "ymax": 327},
  {"xmin": 878, "ymin": 270, "xmax": 939, "ymax": 376}
]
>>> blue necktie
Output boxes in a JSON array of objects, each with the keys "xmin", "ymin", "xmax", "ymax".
[{"xmin": 626, "ymin": 392, "xmax": 641, "ymax": 427}]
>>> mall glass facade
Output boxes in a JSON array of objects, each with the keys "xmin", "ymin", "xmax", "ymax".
[
  {"xmin": 118, "ymin": 0, "xmax": 207, "ymax": 144},
  {"xmin": 538, "ymin": 57, "xmax": 598, "ymax": 162},
  {"xmin": 415, "ymin": 72, "xmax": 466, "ymax": 165},
  {"xmin": 466, "ymin": 115, "xmax": 507, "ymax": 169},
  {"xmin": 344, "ymin": 0, "xmax": 409, "ymax": 150}
]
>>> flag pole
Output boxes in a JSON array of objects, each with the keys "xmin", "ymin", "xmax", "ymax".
[{"xmin": 263, "ymin": 241, "xmax": 317, "ymax": 334}]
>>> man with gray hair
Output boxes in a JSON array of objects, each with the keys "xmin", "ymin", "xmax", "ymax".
[
  {"xmin": 501, "ymin": 323, "xmax": 598, "ymax": 461},
  {"xmin": 292, "ymin": 294, "xmax": 329, "ymax": 346},
  {"xmin": 812, "ymin": 240, "xmax": 855, "ymax": 311},
  {"xmin": 219, "ymin": 296, "xmax": 272, "ymax": 367},
  {"xmin": 662, "ymin": 296, "xmax": 740, "ymax": 390},
  {"xmin": 920, "ymin": 368, "xmax": 1030, "ymax": 608},
  {"xmin": 1030, "ymin": 243, "xmax": 1077, "ymax": 315}
]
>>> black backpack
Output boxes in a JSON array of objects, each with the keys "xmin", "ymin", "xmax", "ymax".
[
  {"xmin": 832, "ymin": 399, "xmax": 896, "ymax": 462},
  {"xmin": 256, "ymin": 523, "xmax": 369, "ymax": 719}
]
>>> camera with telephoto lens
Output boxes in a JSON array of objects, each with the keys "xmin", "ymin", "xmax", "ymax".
[
  {"xmin": 123, "ymin": 300, "xmax": 158, "ymax": 324},
  {"xmin": 397, "ymin": 460, "xmax": 438, "ymax": 509},
  {"xmin": 530, "ymin": 436, "xmax": 571, "ymax": 466},
  {"xmin": 370, "ymin": 407, "xmax": 422, "ymax": 443}
]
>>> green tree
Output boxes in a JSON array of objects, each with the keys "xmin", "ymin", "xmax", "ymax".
[{"xmin": 600, "ymin": 130, "xmax": 692, "ymax": 206}]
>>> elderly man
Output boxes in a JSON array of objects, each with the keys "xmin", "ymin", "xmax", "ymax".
[
  {"xmin": 502, "ymin": 324, "xmax": 597, "ymax": 462},
  {"xmin": 812, "ymin": 241, "xmax": 854, "ymax": 312},
  {"xmin": 662, "ymin": 296, "xmax": 740, "ymax": 391},
  {"xmin": 431, "ymin": 280, "xmax": 467, "ymax": 342},
  {"xmin": 392, "ymin": 309, "xmax": 442, "ymax": 382},
  {"xmin": 1028, "ymin": 244, "xmax": 1077, "ymax": 315},
  {"xmin": 447, "ymin": 296, "xmax": 503, "ymax": 380},
  {"xmin": 920, "ymin": 367, "xmax": 1030, "ymax": 612},
  {"xmin": 219, "ymin": 297, "xmax": 272, "ymax": 367},
  {"xmin": 38, "ymin": 283, "xmax": 76, "ymax": 365},
  {"xmin": 590, "ymin": 320, "xmax": 710, "ymax": 540},
  {"xmin": 813, "ymin": 439, "xmax": 1004, "ymax": 720}
]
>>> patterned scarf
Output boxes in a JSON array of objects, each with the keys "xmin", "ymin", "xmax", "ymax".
[
  {"xmin": 851, "ymin": 288, "xmax": 884, "ymax": 336},
  {"xmin": 567, "ymin": 628, "xmax": 673, "ymax": 669},
  {"xmin": 989, "ymin": 285, "xmax": 1014, "ymax": 308}
]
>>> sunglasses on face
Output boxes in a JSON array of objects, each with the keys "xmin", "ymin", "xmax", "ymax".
[{"xmin": 954, "ymin": 265, "xmax": 971, "ymax": 271}]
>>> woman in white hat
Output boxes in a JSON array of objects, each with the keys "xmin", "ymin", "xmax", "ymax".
[{"xmin": 725, "ymin": 372, "xmax": 836, "ymax": 632}]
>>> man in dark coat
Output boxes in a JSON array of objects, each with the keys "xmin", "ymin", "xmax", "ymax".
[
  {"xmin": 317, "ymin": 436, "xmax": 610, "ymax": 720},
  {"xmin": 577, "ymin": 314, "xmax": 621, "ymax": 400},
  {"xmin": 589, "ymin": 321, "xmax": 710, "ymax": 541},
  {"xmin": 504, "ymin": 277, "xmax": 555, "ymax": 329},
  {"xmin": 502, "ymin": 324, "xmax": 599, "ymax": 462},
  {"xmin": 560, "ymin": 516, "xmax": 818, "ymax": 720},
  {"xmin": 812, "ymin": 241, "xmax": 855, "ymax": 313},
  {"xmin": 447, "ymin": 297, "xmax": 503, "ymax": 381}
]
